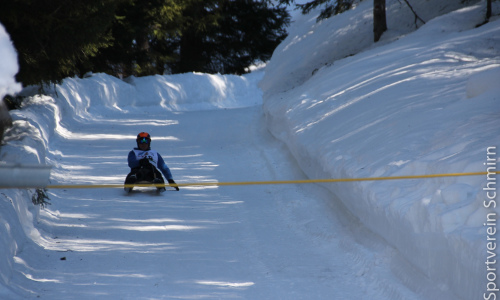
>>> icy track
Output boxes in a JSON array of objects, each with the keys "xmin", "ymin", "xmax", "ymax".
[{"xmin": 1, "ymin": 72, "xmax": 454, "ymax": 299}]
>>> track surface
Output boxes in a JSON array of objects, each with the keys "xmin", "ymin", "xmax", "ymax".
[{"xmin": 13, "ymin": 106, "xmax": 425, "ymax": 299}]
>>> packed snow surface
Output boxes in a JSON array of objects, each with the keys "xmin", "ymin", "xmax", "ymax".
[{"xmin": 0, "ymin": 0, "xmax": 499, "ymax": 299}]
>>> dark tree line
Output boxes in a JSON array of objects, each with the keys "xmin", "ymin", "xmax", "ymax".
[
  {"xmin": 0, "ymin": 0, "xmax": 120, "ymax": 86},
  {"xmin": 0, "ymin": 0, "xmax": 290, "ymax": 86}
]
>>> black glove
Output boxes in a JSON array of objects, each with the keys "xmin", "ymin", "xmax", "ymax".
[
  {"xmin": 168, "ymin": 179, "xmax": 180, "ymax": 191},
  {"xmin": 139, "ymin": 158, "xmax": 150, "ymax": 167}
]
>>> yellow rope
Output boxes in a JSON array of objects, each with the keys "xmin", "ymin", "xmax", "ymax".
[{"xmin": 17, "ymin": 170, "xmax": 495, "ymax": 189}]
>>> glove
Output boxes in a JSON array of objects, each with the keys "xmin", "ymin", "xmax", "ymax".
[
  {"xmin": 139, "ymin": 158, "xmax": 150, "ymax": 167},
  {"xmin": 168, "ymin": 179, "xmax": 180, "ymax": 191}
]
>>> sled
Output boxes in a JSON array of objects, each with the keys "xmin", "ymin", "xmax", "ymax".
[
  {"xmin": 124, "ymin": 161, "xmax": 179, "ymax": 194},
  {"xmin": 124, "ymin": 164, "xmax": 166, "ymax": 194}
]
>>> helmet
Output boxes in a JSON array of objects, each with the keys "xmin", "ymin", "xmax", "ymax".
[{"xmin": 136, "ymin": 132, "xmax": 151, "ymax": 148}]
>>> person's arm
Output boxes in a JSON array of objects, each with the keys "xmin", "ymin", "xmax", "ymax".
[
  {"xmin": 128, "ymin": 151, "xmax": 140, "ymax": 168},
  {"xmin": 157, "ymin": 154, "xmax": 173, "ymax": 180},
  {"xmin": 157, "ymin": 154, "xmax": 179, "ymax": 190}
]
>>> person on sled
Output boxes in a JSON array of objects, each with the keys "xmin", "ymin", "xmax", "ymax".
[{"xmin": 125, "ymin": 132, "xmax": 179, "ymax": 192}]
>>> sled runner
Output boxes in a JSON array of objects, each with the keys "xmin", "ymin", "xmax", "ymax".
[
  {"xmin": 124, "ymin": 180, "xmax": 168, "ymax": 193},
  {"xmin": 124, "ymin": 181, "xmax": 167, "ymax": 194}
]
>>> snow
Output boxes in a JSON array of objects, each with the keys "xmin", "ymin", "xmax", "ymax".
[
  {"xmin": 0, "ymin": 0, "xmax": 499, "ymax": 299},
  {"xmin": 261, "ymin": 1, "xmax": 500, "ymax": 299},
  {"xmin": 0, "ymin": 25, "xmax": 21, "ymax": 97}
]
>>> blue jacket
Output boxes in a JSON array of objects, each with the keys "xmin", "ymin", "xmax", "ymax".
[{"xmin": 128, "ymin": 148, "xmax": 173, "ymax": 180}]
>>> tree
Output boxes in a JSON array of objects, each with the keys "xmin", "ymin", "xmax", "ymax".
[
  {"xmin": 0, "ymin": 0, "xmax": 122, "ymax": 86},
  {"xmin": 277, "ymin": 0, "xmax": 354, "ymax": 21},
  {"xmin": 172, "ymin": 0, "xmax": 290, "ymax": 74},
  {"xmin": 373, "ymin": 0, "xmax": 387, "ymax": 42},
  {"xmin": 90, "ymin": 0, "xmax": 183, "ymax": 77},
  {"xmin": 96, "ymin": 0, "xmax": 290, "ymax": 76},
  {"xmin": 475, "ymin": 0, "xmax": 493, "ymax": 27},
  {"xmin": 173, "ymin": 0, "xmax": 220, "ymax": 73},
  {"xmin": 486, "ymin": 0, "xmax": 492, "ymax": 22},
  {"xmin": 91, "ymin": 0, "xmax": 289, "ymax": 76},
  {"xmin": 1, "ymin": 0, "xmax": 290, "ymax": 84},
  {"xmin": 213, "ymin": 0, "xmax": 290, "ymax": 74},
  {"xmin": 278, "ymin": 0, "xmax": 389, "ymax": 42}
]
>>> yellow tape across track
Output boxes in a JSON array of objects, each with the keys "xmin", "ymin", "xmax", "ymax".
[{"xmin": 29, "ymin": 170, "xmax": 499, "ymax": 190}]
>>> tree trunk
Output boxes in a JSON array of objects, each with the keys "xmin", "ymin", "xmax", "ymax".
[
  {"xmin": 136, "ymin": 27, "xmax": 150, "ymax": 52},
  {"xmin": 373, "ymin": 0, "xmax": 387, "ymax": 42},
  {"xmin": 177, "ymin": 30, "xmax": 206, "ymax": 73},
  {"xmin": 486, "ymin": 0, "xmax": 492, "ymax": 21}
]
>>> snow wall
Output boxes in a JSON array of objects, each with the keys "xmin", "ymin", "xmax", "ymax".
[
  {"xmin": 0, "ymin": 23, "xmax": 38, "ymax": 299},
  {"xmin": 261, "ymin": 1, "xmax": 500, "ymax": 300}
]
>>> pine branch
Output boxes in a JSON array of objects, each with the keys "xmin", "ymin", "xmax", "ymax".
[
  {"xmin": 402, "ymin": 0, "xmax": 425, "ymax": 27},
  {"xmin": 32, "ymin": 188, "xmax": 51, "ymax": 208}
]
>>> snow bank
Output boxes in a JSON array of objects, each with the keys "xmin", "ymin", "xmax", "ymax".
[
  {"xmin": 8, "ymin": 70, "xmax": 263, "ymax": 161},
  {"xmin": 33, "ymin": 71, "xmax": 263, "ymax": 120},
  {"xmin": 260, "ymin": 0, "xmax": 475, "ymax": 96},
  {"xmin": 261, "ymin": 1, "xmax": 499, "ymax": 299},
  {"xmin": 4, "ymin": 69, "xmax": 264, "ymax": 165},
  {"xmin": 0, "ymin": 23, "xmax": 42, "ymax": 298},
  {"xmin": 8, "ymin": 70, "xmax": 263, "ymax": 169}
]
